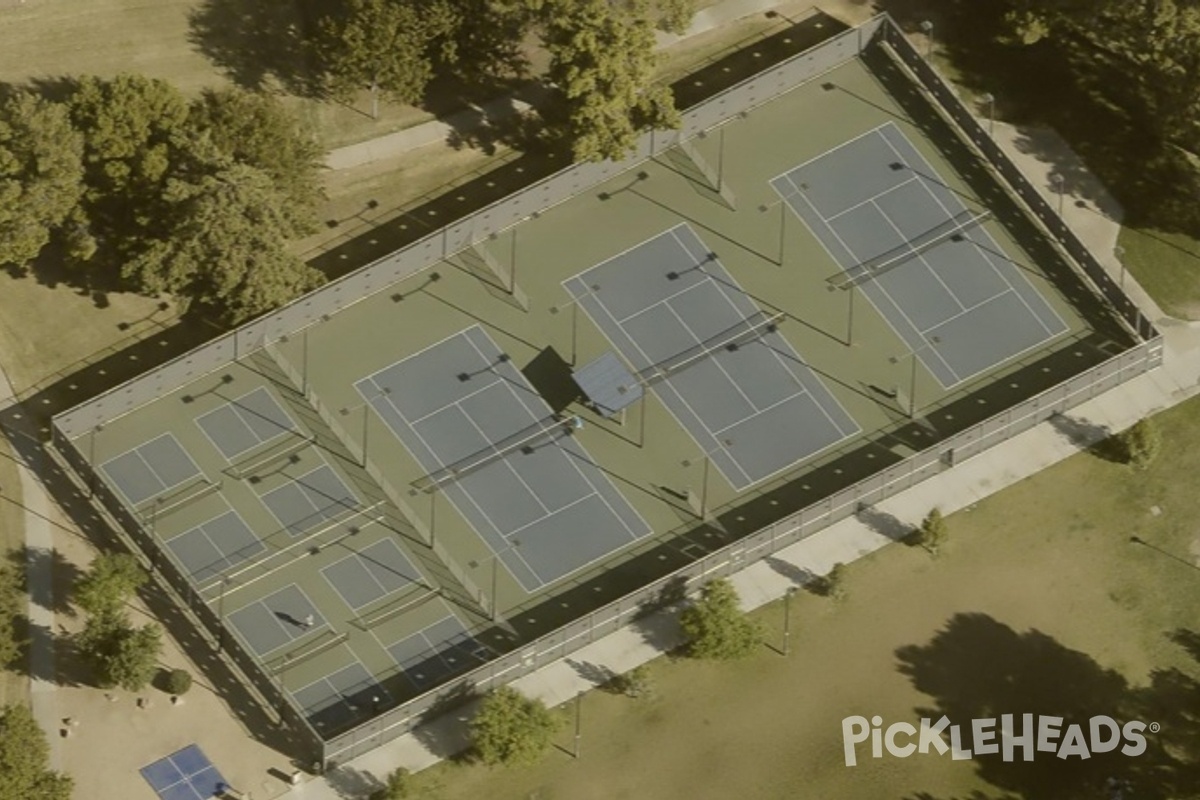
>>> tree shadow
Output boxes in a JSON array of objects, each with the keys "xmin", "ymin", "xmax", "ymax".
[
  {"xmin": 1046, "ymin": 411, "xmax": 1127, "ymax": 464},
  {"xmin": 855, "ymin": 504, "xmax": 916, "ymax": 544},
  {"xmin": 873, "ymin": 0, "xmax": 1200, "ymax": 240},
  {"xmin": 187, "ymin": 0, "xmax": 331, "ymax": 97},
  {"xmin": 322, "ymin": 764, "xmax": 384, "ymax": 800},
  {"xmin": 564, "ymin": 658, "xmax": 616, "ymax": 689},
  {"xmin": 896, "ymin": 613, "xmax": 1200, "ymax": 799},
  {"xmin": 763, "ymin": 556, "xmax": 824, "ymax": 595},
  {"xmin": 8, "ymin": 546, "xmax": 82, "ymax": 617},
  {"xmin": 409, "ymin": 680, "xmax": 479, "ymax": 762}
]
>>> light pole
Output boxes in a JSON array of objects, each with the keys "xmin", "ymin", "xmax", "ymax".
[
  {"xmin": 339, "ymin": 386, "xmax": 391, "ymax": 467},
  {"xmin": 217, "ymin": 577, "xmax": 231, "ymax": 654},
  {"xmin": 686, "ymin": 438, "xmax": 733, "ymax": 520},
  {"xmin": 782, "ymin": 586, "xmax": 797, "ymax": 656},
  {"xmin": 890, "ymin": 336, "xmax": 941, "ymax": 418},
  {"xmin": 470, "ymin": 538, "xmax": 521, "ymax": 622},
  {"xmin": 550, "ymin": 283, "xmax": 601, "ymax": 366},
  {"xmin": 1114, "ymin": 245, "xmax": 1126, "ymax": 290},
  {"xmin": 572, "ymin": 690, "xmax": 583, "ymax": 758},
  {"xmin": 1052, "ymin": 173, "xmax": 1065, "ymax": 218},
  {"xmin": 980, "ymin": 92, "xmax": 995, "ymax": 136},
  {"xmin": 920, "ymin": 20, "xmax": 934, "ymax": 59},
  {"xmin": 88, "ymin": 424, "xmax": 103, "ymax": 498},
  {"xmin": 760, "ymin": 189, "xmax": 800, "ymax": 267}
]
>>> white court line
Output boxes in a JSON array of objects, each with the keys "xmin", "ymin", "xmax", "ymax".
[
  {"xmin": 563, "ymin": 223, "xmax": 696, "ymax": 315},
  {"xmin": 877, "ymin": 127, "xmax": 1067, "ymax": 341},
  {"xmin": 825, "ymin": 175, "xmax": 922, "ymax": 223},
  {"xmin": 458, "ymin": 397, "xmax": 551, "ymax": 517},
  {"xmin": 321, "ymin": 552, "xmax": 388, "ymax": 611},
  {"xmin": 909, "ymin": 168, "xmax": 1065, "ymax": 339},
  {"xmin": 761, "ymin": 339, "xmax": 860, "ymax": 438},
  {"xmin": 572, "ymin": 244, "xmax": 753, "ymax": 489},
  {"xmin": 252, "ymin": 583, "xmax": 327, "ymax": 658},
  {"xmin": 405, "ymin": 376, "xmax": 507, "ymax": 427},
  {"xmin": 616, "ymin": 278, "xmax": 711, "ymax": 325},
  {"xmin": 766, "ymin": 122, "xmax": 898, "ymax": 186},
  {"xmin": 470, "ymin": 313, "xmax": 650, "ymax": 546},
  {"xmin": 711, "ymin": 385, "xmax": 806, "ymax": 437},
  {"xmin": 663, "ymin": 303, "xmax": 759, "ymax": 415},
  {"xmin": 790, "ymin": 169, "xmax": 962, "ymax": 384},
  {"xmin": 872, "ymin": 197, "xmax": 968, "ymax": 313},
  {"xmin": 193, "ymin": 396, "xmax": 259, "ymax": 462},
  {"xmin": 356, "ymin": 325, "xmax": 487, "ymax": 390}
]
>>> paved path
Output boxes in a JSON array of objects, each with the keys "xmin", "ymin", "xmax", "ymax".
[
  {"xmin": 281, "ymin": 43, "xmax": 1200, "ymax": 800},
  {"xmin": 324, "ymin": 0, "xmax": 812, "ymax": 171},
  {"xmin": 0, "ymin": 369, "xmax": 61, "ymax": 768}
]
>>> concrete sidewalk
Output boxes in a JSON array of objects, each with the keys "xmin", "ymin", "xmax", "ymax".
[{"xmin": 281, "ymin": 89, "xmax": 1200, "ymax": 800}]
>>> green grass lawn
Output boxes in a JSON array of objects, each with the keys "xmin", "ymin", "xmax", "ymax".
[
  {"xmin": 1118, "ymin": 227, "xmax": 1200, "ymax": 320},
  {"xmin": 399, "ymin": 400, "xmax": 1200, "ymax": 800}
]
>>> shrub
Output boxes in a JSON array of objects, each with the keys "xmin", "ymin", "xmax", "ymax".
[{"xmin": 165, "ymin": 668, "xmax": 192, "ymax": 696}]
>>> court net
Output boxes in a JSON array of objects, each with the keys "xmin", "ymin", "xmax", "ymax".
[
  {"xmin": 830, "ymin": 209, "xmax": 992, "ymax": 290},
  {"xmin": 413, "ymin": 415, "xmax": 579, "ymax": 493},
  {"xmin": 636, "ymin": 310, "xmax": 785, "ymax": 387}
]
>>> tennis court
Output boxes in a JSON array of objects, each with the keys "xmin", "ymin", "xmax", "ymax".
[
  {"xmin": 773, "ymin": 122, "xmax": 1069, "ymax": 387},
  {"xmin": 354, "ymin": 326, "xmax": 652, "ymax": 592},
  {"xmin": 226, "ymin": 583, "xmax": 327, "ymax": 658},
  {"xmin": 291, "ymin": 661, "xmax": 393, "ymax": 735},
  {"xmin": 140, "ymin": 745, "xmax": 226, "ymax": 800},
  {"xmin": 99, "ymin": 432, "xmax": 204, "ymax": 507},
  {"xmin": 194, "ymin": 386, "xmax": 297, "ymax": 461},
  {"xmin": 383, "ymin": 613, "xmax": 488, "ymax": 690},
  {"xmin": 255, "ymin": 460, "xmax": 361, "ymax": 537},
  {"xmin": 164, "ymin": 507, "xmax": 264, "ymax": 584},
  {"xmin": 564, "ymin": 224, "xmax": 860, "ymax": 490},
  {"xmin": 320, "ymin": 538, "xmax": 423, "ymax": 612}
]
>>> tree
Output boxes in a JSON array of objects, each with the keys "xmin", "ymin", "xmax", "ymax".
[
  {"xmin": 1120, "ymin": 418, "xmax": 1161, "ymax": 470},
  {"xmin": 679, "ymin": 578, "xmax": 761, "ymax": 660},
  {"xmin": 0, "ymin": 562, "xmax": 23, "ymax": 670},
  {"xmin": 653, "ymin": 0, "xmax": 697, "ymax": 34},
  {"xmin": 469, "ymin": 686, "xmax": 561, "ymax": 766},
  {"xmin": 77, "ymin": 613, "xmax": 161, "ymax": 692},
  {"xmin": 538, "ymin": 0, "xmax": 680, "ymax": 162},
  {"xmin": 0, "ymin": 91, "xmax": 85, "ymax": 269},
  {"xmin": 610, "ymin": 664, "xmax": 654, "ymax": 699},
  {"xmin": 915, "ymin": 507, "xmax": 949, "ymax": 556},
  {"xmin": 820, "ymin": 562, "xmax": 848, "ymax": 601},
  {"xmin": 74, "ymin": 552, "xmax": 147, "ymax": 618},
  {"xmin": 122, "ymin": 161, "xmax": 324, "ymax": 323},
  {"xmin": 67, "ymin": 74, "xmax": 193, "ymax": 270},
  {"xmin": 444, "ymin": 0, "xmax": 535, "ymax": 89},
  {"xmin": 370, "ymin": 767, "xmax": 413, "ymax": 800},
  {"xmin": 188, "ymin": 87, "xmax": 324, "ymax": 233},
  {"xmin": 164, "ymin": 668, "xmax": 192, "ymax": 696},
  {"xmin": 318, "ymin": 0, "xmax": 459, "ymax": 118},
  {"xmin": 0, "ymin": 704, "xmax": 73, "ymax": 800}
]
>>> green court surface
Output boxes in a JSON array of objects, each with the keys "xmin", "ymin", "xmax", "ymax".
[{"xmin": 71, "ymin": 52, "xmax": 1129, "ymax": 738}]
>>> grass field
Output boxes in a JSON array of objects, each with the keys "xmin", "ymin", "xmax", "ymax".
[
  {"xmin": 1117, "ymin": 227, "xmax": 1200, "ymax": 320},
  {"xmin": 399, "ymin": 399, "xmax": 1200, "ymax": 800}
]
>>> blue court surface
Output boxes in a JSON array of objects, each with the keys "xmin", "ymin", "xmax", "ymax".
[
  {"xmin": 772, "ymin": 122, "xmax": 1068, "ymax": 388},
  {"xmin": 383, "ymin": 613, "xmax": 489, "ymax": 690},
  {"xmin": 290, "ymin": 660, "xmax": 392, "ymax": 735},
  {"xmin": 194, "ymin": 387, "xmax": 297, "ymax": 461},
  {"xmin": 355, "ymin": 326, "xmax": 652, "ymax": 592},
  {"xmin": 564, "ymin": 224, "xmax": 860, "ymax": 490},
  {"xmin": 100, "ymin": 433, "xmax": 203, "ymax": 507},
  {"xmin": 140, "ymin": 745, "xmax": 226, "ymax": 800},
  {"xmin": 164, "ymin": 507, "xmax": 265, "ymax": 584}
]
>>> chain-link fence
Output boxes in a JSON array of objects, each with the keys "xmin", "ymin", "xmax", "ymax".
[{"xmin": 49, "ymin": 12, "xmax": 1164, "ymax": 770}]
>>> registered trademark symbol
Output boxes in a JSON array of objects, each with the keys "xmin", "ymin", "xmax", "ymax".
[{"xmin": 1149, "ymin": 722, "xmax": 1161, "ymax": 733}]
